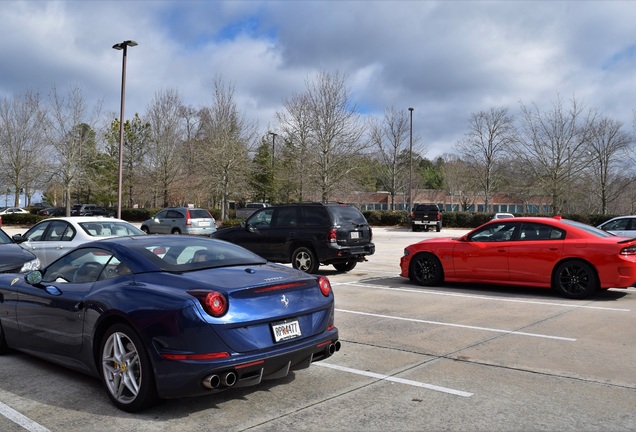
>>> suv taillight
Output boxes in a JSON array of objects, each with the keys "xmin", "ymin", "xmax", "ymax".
[
  {"xmin": 328, "ymin": 228, "xmax": 337, "ymax": 243},
  {"xmin": 185, "ymin": 209, "xmax": 192, "ymax": 226}
]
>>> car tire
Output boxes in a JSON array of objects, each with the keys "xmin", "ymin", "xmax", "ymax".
[
  {"xmin": 436, "ymin": 224, "xmax": 442, "ymax": 232},
  {"xmin": 292, "ymin": 247, "xmax": 319, "ymax": 273},
  {"xmin": 0, "ymin": 321, "xmax": 9, "ymax": 354},
  {"xmin": 411, "ymin": 225, "xmax": 419, "ymax": 232},
  {"xmin": 100, "ymin": 323, "xmax": 158, "ymax": 412},
  {"xmin": 140, "ymin": 226, "xmax": 150, "ymax": 234},
  {"xmin": 552, "ymin": 260, "xmax": 598, "ymax": 299},
  {"xmin": 171, "ymin": 228, "xmax": 181, "ymax": 235},
  {"xmin": 333, "ymin": 261, "xmax": 357, "ymax": 272},
  {"xmin": 410, "ymin": 253, "xmax": 443, "ymax": 286}
]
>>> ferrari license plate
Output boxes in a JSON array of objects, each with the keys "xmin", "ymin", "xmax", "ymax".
[{"xmin": 272, "ymin": 319, "xmax": 301, "ymax": 342}]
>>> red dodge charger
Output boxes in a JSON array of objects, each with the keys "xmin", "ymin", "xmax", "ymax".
[{"xmin": 400, "ymin": 216, "xmax": 636, "ymax": 298}]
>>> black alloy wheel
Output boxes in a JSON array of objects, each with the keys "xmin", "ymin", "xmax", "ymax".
[
  {"xmin": 410, "ymin": 253, "xmax": 443, "ymax": 286},
  {"xmin": 553, "ymin": 260, "xmax": 598, "ymax": 299}
]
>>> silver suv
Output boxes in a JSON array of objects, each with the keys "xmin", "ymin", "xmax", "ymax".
[{"xmin": 141, "ymin": 207, "xmax": 217, "ymax": 235}]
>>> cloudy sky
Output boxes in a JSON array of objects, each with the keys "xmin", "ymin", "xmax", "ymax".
[{"xmin": 2, "ymin": 0, "xmax": 636, "ymax": 159}]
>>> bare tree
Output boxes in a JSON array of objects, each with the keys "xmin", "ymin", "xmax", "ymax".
[
  {"xmin": 456, "ymin": 106, "xmax": 516, "ymax": 212},
  {"xmin": 371, "ymin": 106, "xmax": 411, "ymax": 210},
  {"xmin": 305, "ymin": 71, "xmax": 368, "ymax": 202},
  {"xmin": 198, "ymin": 77, "xmax": 256, "ymax": 220},
  {"xmin": 586, "ymin": 116, "xmax": 633, "ymax": 214},
  {"xmin": 0, "ymin": 90, "xmax": 49, "ymax": 206},
  {"xmin": 514, "ymin": 95, "xmax": 593, "ymax": 214},
  {"xmin": 145, "ymin": 89, "xmax": 184, "ymax": 208},
  {"xmin": 441, "ymin": 153, "xmax": 479, "ymax": 211},
  {"xmin": 47, "ymin": 84, "xmax": 102, "ymax": 215},
  {"xmin": 276, "ymin": 92, "xmax": 313, "ymax": 202}
]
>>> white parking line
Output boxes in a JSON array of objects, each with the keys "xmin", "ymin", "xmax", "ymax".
[
  {"xmin": 0, "ymin": 401, "xmax": 50, "ymax": 432},
  {"xmin": 315, "ymin": 362, "xmax": 473, "ymax": 397},
  {"xmin": 335, "ymin": 281, "xmax": 631, "ymax": 312},
  {"xmin": 336, "ymin": 308, "xmax": 577, "ymax": 341}
]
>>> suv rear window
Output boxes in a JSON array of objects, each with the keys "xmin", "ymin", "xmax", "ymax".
[
  {"xmin": 188, "ymin": 209, "xmax": 212, "ymax": 219},
  {"xmin": 328, "ymin": 205, "xmax": 367, "ymax": 225},
  {"xmin": 415, "ymin": 205, "xmax": 439, "ymax": 212}
]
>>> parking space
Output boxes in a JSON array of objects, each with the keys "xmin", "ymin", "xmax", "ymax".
[{"xmin": 1, "ymin": 227, "xmax": 635, "ymax": 431}]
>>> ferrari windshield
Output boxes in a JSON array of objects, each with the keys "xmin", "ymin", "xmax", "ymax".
[{"xmin": 127, "ymin": 237, "xmax": 267, "ymax": 271}]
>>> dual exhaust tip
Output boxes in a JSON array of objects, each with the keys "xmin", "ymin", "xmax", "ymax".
[
  {"xmin": 203, "ymin": 371, "xmax": 237, "ymax": 390},
  {"xmin": 327, "ymin": 340, "xmax": 341, "ymax": 355},
  {"xmin": 202, "ymin": 340, "xmax": 341, "ymax": 390}
]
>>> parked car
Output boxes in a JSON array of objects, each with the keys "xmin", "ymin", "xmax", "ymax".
[
  {"xmin": 491, "ymin": 212, "xmax": 515, "ymax": 220},
  {"xmin": 0, "ymin": 207, "xmax": 29, "ymax": 215},
  {"xmin": 0, "ymin": 227, "xmax": 40, "ymax": 273},
  {"xmin": 410, "ymin": 204, "xmax": 442, "ymax": 232},
  {"xmin": 70, "ymin": 204, "xmax": 115, "ymax": 217},
  {"xmin": 211, "ymin": 202, "xmax": 375, "ymax": 273},
  {"xmin": 12, "ymin": 216, "xmax": 145, "ymax": 267},
  {"xmin": 140, "ymin": 207, "xmax": 217, "ymax": 235},
  {"xmin": 400, "ymin": 216, "xmax": 636, "ymax": 299},
  {"xmin": 236, "ymin": 202, "xmax": 271, "ymax": 219},
  {"xmin": 597, "ymin": 215, "xmax": 636, "ymax": 238},
  {"xmin": 0, "ymin": 235, "xmax": 339, "ymax": 411},
  {"xmin": 37, "ymin": 206, "xmax": 66, "ymax": 217}
]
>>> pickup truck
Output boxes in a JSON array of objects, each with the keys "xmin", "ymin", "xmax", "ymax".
[
  {"xmin": 411, "ymin": 204, "xmax": 442, "ymax": 232},
  {"xmin": 235, "ymin": 202, "xmax": 270, "ymax": 219}
]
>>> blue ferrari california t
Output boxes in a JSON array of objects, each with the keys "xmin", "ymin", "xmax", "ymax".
[{"xmin": 0, "ymin": 235, "xmax": 340, "ymax": 412}]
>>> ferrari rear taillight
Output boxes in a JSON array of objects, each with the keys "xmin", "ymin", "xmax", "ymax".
[
  {"xmin": 620, "ymin": 245, "xmax": 636, "ymax": 255},
  {"xmin": 328, "ymin": 228, "xmax": 337, "ymax": 243},
  {"xmin": 188, "ymin": 290, "xmax": 228, "ymax": 317},
  {"xmin": 317, "ymin": 275, "xmax": 332, "ymax": 296}
]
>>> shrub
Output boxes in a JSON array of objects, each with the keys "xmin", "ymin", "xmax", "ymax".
[{"xmin": 0, "ymin": 213, "xmax": 39, "ymax": 226}]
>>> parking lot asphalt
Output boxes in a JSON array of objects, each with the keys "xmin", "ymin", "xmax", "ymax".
[{"xmin": 1, "ymin": 226, "xmax": 635, "ymax": 431}]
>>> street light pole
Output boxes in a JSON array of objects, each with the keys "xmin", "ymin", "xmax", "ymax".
[
  {"xmin": 408, "ymin": 107, "xmax": 414, "ymax": 213},
  {"xmin": 112, "ymin": 40, "xmax": 138, "ymax": 219},
  {"xmin": 269, "ymin": 132, "xmax": 277, "ymax": 169}
]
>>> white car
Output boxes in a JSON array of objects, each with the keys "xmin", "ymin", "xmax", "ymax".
[
  {"xmin": 491, "ymin": 212, "xmax": 515, "ymax": 220},
  {"xmin": 597, "ymin": 215, "xmax": 636, "ymax": 238},
  {"xmin": 0, "ymin": 207, "xmax": 29, "ymax": 215},
  {"xmin": 12, "ymin": 217, "xmax": 145, "ymax": 267}
]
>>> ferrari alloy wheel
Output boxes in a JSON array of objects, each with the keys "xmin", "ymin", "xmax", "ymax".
[
  {"xmin": 333, "ymin": 261, "xmax": 357, "ymax": 272},
  {"xmin": 410, "ymin": 253, "xmax": 443, "ymax": 286},
  {"xmin": 101, "ymin": 324, "xmax": 157, "ymax": 412},
  {"xmin": 553, "ymin": 260, "xmax": 598, "ymax": 299},
  {"xmin": 292, "ymin": 247, "xmax": 319, "ymax": 273}
]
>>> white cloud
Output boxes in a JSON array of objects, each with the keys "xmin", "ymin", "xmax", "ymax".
[{"xmin": 2, "ymin": 0, "xmax": 636, "ymax": 159}]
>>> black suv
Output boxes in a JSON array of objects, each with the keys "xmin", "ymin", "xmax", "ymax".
[
  {"xmin": 211, "ymin": 202, "xmax": 375, "ymax": 273},
  {"xmin": 71, "ymin": 204, "xmax": 114, "ymax": 217}
]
